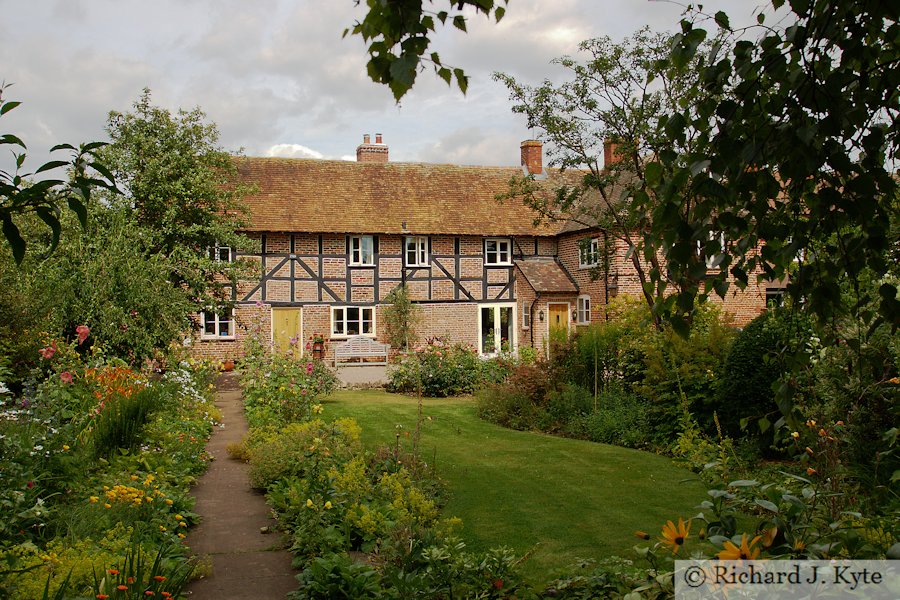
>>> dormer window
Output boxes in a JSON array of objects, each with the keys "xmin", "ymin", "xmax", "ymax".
[
  {"xmin": 405, "ymin": 236, "xmax": 428, "ymax": 267},
  {"xmin": 579, "ymin": 238, "xmax": 599, "ymax": 268},
  {"xmin": 349, "ymin": 236, "xmax": 375, "ymax": 266},
  {"xmin": 484, "ymin": 238, "xmax": 511, "ymax": 266}
]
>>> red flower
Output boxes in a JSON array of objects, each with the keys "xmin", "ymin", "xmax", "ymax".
[
  {"xmin": 96, "ymin": 595, "xmax": 110, "ymax": 600},
  {"xmin": 39, "ymin": 344, "xmax": 57, "ymax": 360},
  {"xmin": 107, "ymin": 569, "xmax": 119, "ymax": 575},
  {"xmin": 60, "ymin": 371, "xmax": 74, "ymax": 384},
  {"xmin": 117, "ymin": 585, "xmax": 128, "ymax": 591},
  {"xmin": 493, "ymin": 578, "xmax": 504, "ymax": 589},
  {"xmin": 76, "ymin": 325, "xmax": 91, "ymax": 345}
]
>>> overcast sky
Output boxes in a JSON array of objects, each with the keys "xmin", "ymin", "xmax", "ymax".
[{"xmin": 1, "ymin": 0, "xmax": 772, "ymax": 173}]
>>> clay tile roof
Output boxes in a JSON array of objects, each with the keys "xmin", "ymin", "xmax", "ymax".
[
  {"xmin": 515, "ymin": 257, "xmax": 578, "ymax": 293},
  {"xmin": 234, "ymin": 157, "xmax": 573, "ymax": 237}
]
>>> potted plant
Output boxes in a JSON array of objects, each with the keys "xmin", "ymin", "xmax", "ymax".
[{"xmin": 308, "ymin": 333, "xmax": 326, "ymax": 360}]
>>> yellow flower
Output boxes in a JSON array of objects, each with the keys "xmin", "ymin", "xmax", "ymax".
[
  {"xmin": 790, "ymin": 431, "xmax": 800, "ymax": 439},
  {"xmin": 717, "ymin": 533, "xmax": 762, "ymax": 560},
  {"xmin": 62, "ymin": 444, "xmax": 70, "ymax": 451},
  {"xmin": 165, "ymin": 499, "xmax": 174, "ymax": 505},
  {"xmin": 177, "ymin": 533, "xmax": 186, "ymax": 539},
  {"xmin": 324, "ymin": 501, "xmax": 332, "ymax": 510},
  {"xmin": 312, "ymin": 404, "xmax": 323, "ymax": 415},
  {"xmin": 89, "ymin": 496, "xmax": 99, "ymax": 503},
  {"xmin": 634, "ymin": 531, "xmax": 650, "ymax": 540},
  {"xmin": 306, "ymin": 498, "xmax": 314, "ymax": 508},
  {"xmin": 179, "ymin": 521, "xmax": 187, "ymax": 527},
  {"xmin": 659, "ymin": 518, "xmax": 691, "ymax": 554},
  {"xmin": 104, "ymin": 503, "xmax": 112, "ymax": 509},
  {"xmin": 130, "ymin": 475, "xmax": 138, "ymax": 481}
]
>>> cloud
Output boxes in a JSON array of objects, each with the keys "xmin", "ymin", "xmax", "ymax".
[{"xmin": 264, "ymin": 143, "xmax": 323, "ymax": 159}]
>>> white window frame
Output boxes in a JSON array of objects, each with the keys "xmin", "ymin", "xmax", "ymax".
[
  {"xmin": 208, "ymin": 242, "xmax": 233, "ymax": 263},
  {"xmin": 330, "ymin": 306, "xmax": 376, "ymax": 338},
  {"xmin": 698, "ymin": 232, "xmax": 726, "ymax": 269},
  {"xmin": 349, "ymin": 235, "xmax": 375, "ymax": 266},
  {"xmin": 484, "ymin": 238, "xmax": 512, "ymax": 266},
  {"xmin": 522, "ymin": 304, "xmax": 531, "ymax": 330},
  {"xmin": 579, "ymin": 238, "xmax": 600, "ymax": 268},
  {"xmin": 200, "ymin": 309, "xmax": 235, "ymax": 340},
  {"xmin": 404, "ymin": 236, "xmax": 429, "ymax": 267},
  {"xmin": 477, "ymin": 302, "xmax": 517, "ymax": 356},
  {"xmin": 577, "ymin": 295, "xmax": 591, "ymax": 325}
]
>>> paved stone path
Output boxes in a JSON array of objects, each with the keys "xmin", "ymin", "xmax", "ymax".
[{"xmin": 184, "ymin": 373, "xmax": 297, "ymax": 599}]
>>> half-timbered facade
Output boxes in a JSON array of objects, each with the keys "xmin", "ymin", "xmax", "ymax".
[{"xmin": 191, "ymin": 136, "xmax": 772, "ymax": 362}]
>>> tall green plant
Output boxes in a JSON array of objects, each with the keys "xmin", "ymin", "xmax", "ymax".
[{"xmin": 381, "ymin": 285, "xmax": 422, "ymax": 351}]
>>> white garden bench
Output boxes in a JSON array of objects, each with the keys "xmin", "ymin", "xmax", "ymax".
[{"xmin": 333, "ymin": 335, "xmax": 389, "ymax": 366}]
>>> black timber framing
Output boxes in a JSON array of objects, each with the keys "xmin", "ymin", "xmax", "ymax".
[{"xmin": 239, "ymin": 234, "xmax": 519, "ymax": 305}]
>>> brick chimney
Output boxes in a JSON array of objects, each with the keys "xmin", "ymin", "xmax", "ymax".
[
  {"xmin": 356, "ymin": 133, "xmax": 388, "ymax": 163},
  {"xmin": 603, "ymin": 138, "xmax": 624, "ymax": 168},
  {"xmin": 520, "ymin": 139, "xmax": 542, "ymax": 175}
]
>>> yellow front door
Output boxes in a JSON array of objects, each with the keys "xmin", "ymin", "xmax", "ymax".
[
  {"xmin": 548, "ymin": 303, "xmax": 570, "ymax": 354},
  {"xmin": 272, "ymin": 308, "xmax": 302, "ymax": 355}
]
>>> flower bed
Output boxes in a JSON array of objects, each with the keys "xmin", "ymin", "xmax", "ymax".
[{"xmin": 0, "ymin": 330, "xmax": 219, "ymax": 599}]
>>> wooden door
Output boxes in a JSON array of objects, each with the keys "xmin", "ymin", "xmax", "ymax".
[
  {"xmin": 272, "ymin": 308, "xmax": 302, "ymax": 355},
  {"xmin": 548, "ymin": 303, "xmax": 570, "ymax": 354}
]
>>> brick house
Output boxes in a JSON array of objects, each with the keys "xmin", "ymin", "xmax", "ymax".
[{"xmin": 191, "ymin": 135, "xmax": 774, "ymax": 362}]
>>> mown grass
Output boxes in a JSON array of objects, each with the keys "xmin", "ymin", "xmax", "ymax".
[{"xmin": 323, "ymin": 389, "xmax": 708, "ymax": 582}]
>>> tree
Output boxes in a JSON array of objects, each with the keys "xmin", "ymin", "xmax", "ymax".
[
  {"xmin": 347, "ymin": 0, "xmax": 508, "ymax": 100},
  {"xmin": 0, "ymin": 84, "xmax": 116, "ymax": 263},
  {"xmin": 494, "ymin": 28, "xmax": 708, "ymax": 326},
  {"xmin": 382, "ymin": 284, "xmax": 423, "ymax": 350},
  {"xmin": 641, "ymin": 1, "xmax": 899, "ymax": 334},
  {"xmin": 100, "ymin": 89, "xmax": 253, "ymax": 309}
]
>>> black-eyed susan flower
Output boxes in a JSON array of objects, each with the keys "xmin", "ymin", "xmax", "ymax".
[
  {"xmin": 659, "ymin": 517, "xmax": 691, "ymax": 554},
  {"xmin": 717, "ymin": 533, "xmax": 762, "ymax": 560}
]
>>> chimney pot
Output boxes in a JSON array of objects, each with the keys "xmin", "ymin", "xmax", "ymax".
[
  {"xmin": 357, "ymin": 133, "xmax": 389, "ymax": 163},
  {"xmin": 520, "ymin": 139, "xmax": 543, "ymax": 175}
]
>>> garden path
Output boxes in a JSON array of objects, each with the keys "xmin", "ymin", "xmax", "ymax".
[{"xmin": 183, "ymin": 373, "xmax": 297, "ymax": 599}]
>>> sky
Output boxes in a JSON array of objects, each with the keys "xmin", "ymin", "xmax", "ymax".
[{"xmin": 0, "ymin": 0, "xmax": 774, "ymax": 173}]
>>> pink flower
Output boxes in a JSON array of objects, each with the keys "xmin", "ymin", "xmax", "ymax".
[
  {"xmin": 306, "ymin": 362, "xmax": 314, "ymax": 375},
  {"xmin": 76, "ymin": 325, "xmax": 90, "ymax": 345},
  {"xmin": 305, "ymin": 342, "xmax": 311, "ymax": 350},
  {"xmin": 39, "ymin": 344, "xmax": 57, "ymax": 360},
  {"xmin": 60, "ymin": 371, "xmax": 74, "ymax": 384}
]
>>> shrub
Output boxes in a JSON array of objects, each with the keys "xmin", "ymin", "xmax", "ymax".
[
  {"xmin": 715, "ymin": 308, "xmax": 813, "ymax": 444},
  {"xmin": 247, "ymin": 418, "xmax": 362, "ymax": 490},
  {"xmin": 386, "ymin": 339, "xmax": 480, "ymax": 397},
  {"xmin": 635, "ymin": 303, "xmax": 736, "ymax": 444},
  {"xmin": 241, "ymin": 354, "xmax": 339, "ymax": 427},
  {"xmin": 577, "ymin": 387, "xmax": 652, "ymax": 449}
]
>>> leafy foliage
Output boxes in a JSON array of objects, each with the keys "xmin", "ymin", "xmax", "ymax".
[
  {"xmin": 346, "ymin": 0, "xmax": 508, "ymax": 100},
  {"xmin": 101, "ymin": 88, "xmax": 253, "ymax": 308},
  {"xmin": 0, "ymin": 84, "xmax": 116, "ymax": 263},
  {"xmin": 643, "ymin": 1, "xmax": 899, "ymax": 333},
  {"xmin": 381, "ymin": 284, "xmax": 423, "ymax": 350}
]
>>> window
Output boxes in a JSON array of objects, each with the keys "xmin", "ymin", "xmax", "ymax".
[
  {"xmin": 577, "ymin": 295, "xmax": 591, "ymax": 324},
  {"xmin": 484, "ymin": 238, "xmax": 511, "ymax": 265},
  {"xmin": 766, "ymin": 287, "xmax": 786, "ymax": 308},
  {"xmin": 479, "ymin": 303, "xmax": 516, "ymax": 355},
  {"xmin": 522, "ymin": 304, "xmax": 531, "ymax": 330},
  {"xmin": 349, "ymin": 236, "xmax": 374, "ymax": 266},
  {"xmin": 698, "ymin": 232, "xmax": 726, "ymax": 269},
  {"xmin": 201, "ymin": 310, "xmax": 234, "ymax": 339},
  {"xmin": 331, "ymin": 306, "xmax": 375, "ymax": 337},
  {"xmin": 579, "ymin": 238, "xmax": 599, "ymax": 268},
  {"xmin": 208, "ymin": 242, "xmax": 232, "ymax": 263},
  {"xmin": 404, "ymin": 236, "xmax": 428, "ymax": 267}
]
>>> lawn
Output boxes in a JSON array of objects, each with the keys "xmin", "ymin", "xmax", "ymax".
[{"xmin": 323, "ymin": 389, "xmax": 708, "ymax": 582}]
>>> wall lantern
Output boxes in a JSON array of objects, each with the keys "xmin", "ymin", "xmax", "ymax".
[
  {"xmin": 572, "ymin": 310, "xmax": 578, "ymax": 322},
  {"xmin": 538, "ymin": 309, "xmax": 545, "ymax": 322}
]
